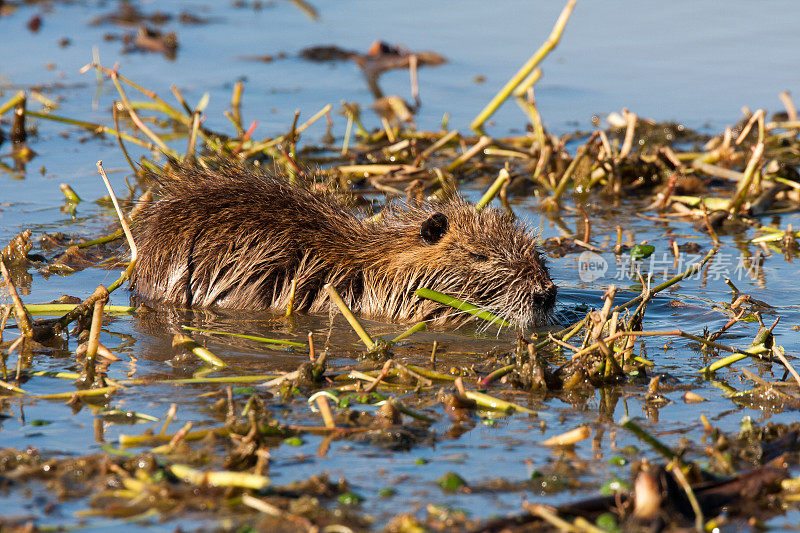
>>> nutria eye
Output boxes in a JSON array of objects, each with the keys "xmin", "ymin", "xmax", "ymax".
[
  {"xmin": 420, "ymin": 212, "xmax": 449, "ymax": 244},
  {"xmin": 469, "ymin": 252, "xmax": 488, "ymax": 262}
]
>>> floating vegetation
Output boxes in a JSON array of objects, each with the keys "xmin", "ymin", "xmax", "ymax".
[{"xmin": 3, "ymin": 1, "xmax": 800, "ymax": 531}]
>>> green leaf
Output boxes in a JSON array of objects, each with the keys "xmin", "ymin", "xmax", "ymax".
[
  {"xmin": 437, "ymin": 472, "xmax": 467, "ymax": 492},
  {"xmin": 338, "ymin": 492, "xmax": 364, "ymax": 505},
  {"xmin": 630, "ymin": 244, "xmax": 655, "ymax": 260},
  {"xmin": 415, "ymin": 288, "xmax": 513, "ymax": 328},
  {"xmin": 181, "ymin": 325, "xmax": 305, "ymax": 347},
  {"xmin": 283, "ymin": 437, "xmax": 304, "ymax": 447},
  {"xmin": 600, "ymin": 478, "xmax": 631, "ymax": 496},
  {"xmin": 596, "ymin": 512, "xmax": 620, "ymax": 531}
]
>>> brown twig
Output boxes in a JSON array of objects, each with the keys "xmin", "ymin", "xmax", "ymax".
[{"xmin": 0, "ymin": 260, "xmax": 32, "ymax": 338}]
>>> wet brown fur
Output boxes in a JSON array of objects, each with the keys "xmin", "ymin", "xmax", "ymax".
[{"xmin": 130, "ymin": 160, "xmax": 557, "ymax": 329}]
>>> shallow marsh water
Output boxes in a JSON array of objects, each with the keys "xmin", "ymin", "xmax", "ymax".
[{"xmin": 2, "ymin": 0, "xmax": 800, "ymax": 530}]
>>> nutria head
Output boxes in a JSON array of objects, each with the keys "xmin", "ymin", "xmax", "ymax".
[{"xmin": 356, "ymin": 198, "xmax": 556, "ymax": 329}]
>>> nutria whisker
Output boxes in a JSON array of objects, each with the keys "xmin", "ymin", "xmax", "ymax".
[{"xmin": 130, "ymin": 158, "xmax": 557, "ymax": 329}]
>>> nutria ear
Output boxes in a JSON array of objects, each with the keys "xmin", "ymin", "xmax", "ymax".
[{"xmin": 420, "ymin": 212, "xmax": 449, "ymax": 244}]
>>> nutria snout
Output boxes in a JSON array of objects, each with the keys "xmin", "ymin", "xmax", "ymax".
[{"xmin": 130, "ymin": 161, "xmax": 557, "ymax": 329}]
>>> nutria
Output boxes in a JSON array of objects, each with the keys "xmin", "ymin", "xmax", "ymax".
[{"xmin": 130, "ymin": 161, "xmax": 557, "ymax": 328}]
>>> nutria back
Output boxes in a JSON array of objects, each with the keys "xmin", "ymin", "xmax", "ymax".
[{"xmin": 130, "ymin": 161, "xmax": 556, "ymax": 328}]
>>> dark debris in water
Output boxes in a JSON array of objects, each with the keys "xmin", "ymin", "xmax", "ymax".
[
  {"xmin": 123, "ymin": 26, "xmax": 179, "ymax": 60},
  {"xmin": 90, "ymin": 0, "xmax": 181, "ymax": 27},
  {"xmin": 301, "ymin": 40, "xmax": 445, "ymax": 100},
  {"xmin": 0, "ymin": 446, "xmax": 368, "ymax": 532},
  {"xmin": 0, "ymin": 420, "xmax": 797, "ymax": 531},
  {"xmin": 300, "ymin": 40, "xmax": 446, "ymax": 71}
]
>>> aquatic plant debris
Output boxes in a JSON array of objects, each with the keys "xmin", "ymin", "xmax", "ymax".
[{"xmin": 3, "ymin": 1, "xmax": 800, "ymax": 531}]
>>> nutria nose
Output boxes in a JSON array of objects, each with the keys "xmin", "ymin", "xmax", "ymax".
[{"xmin": 533, "ymin": 283, "xmax": 558, "ymax": 310}]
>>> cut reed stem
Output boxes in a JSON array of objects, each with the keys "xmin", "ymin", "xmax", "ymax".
[
  {"xmin": 469, "ymin": 0, "xmax": 576, "ymax": 132},
  {"xmin": 324, "ymin": 284, "xmax": 375, "ymax": 350}
]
